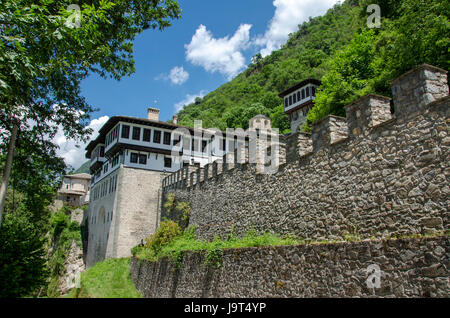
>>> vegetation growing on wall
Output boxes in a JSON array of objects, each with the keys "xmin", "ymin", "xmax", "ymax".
[{"xmin": 45, "ymin": 206, "xmax": 82, "ymax": 297}]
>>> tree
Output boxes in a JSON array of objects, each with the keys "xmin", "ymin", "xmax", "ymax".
[
  {"xmin": 306, "ymin": 29, "xmax": 379, "ymax": 126},
  {"xmin": 0, "ymin": 0, "xmax": 182, "ymax": 225}
]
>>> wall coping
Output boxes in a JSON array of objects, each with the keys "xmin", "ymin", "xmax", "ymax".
[{"xmin": 390, "ymin": 63, "xmax": 448, "ymax": 85}]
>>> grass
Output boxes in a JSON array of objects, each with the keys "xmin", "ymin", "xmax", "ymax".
[
  {"xmin": 133, "ymin": 225, "xmax": 450, "ymax": 269},
  {"xmin": 133, "ymin": 227, "xmax": 304, "ymax": 267},
  {"xmin": 66, "ymin": 258, "xmax": 142, "ymax": 298}
]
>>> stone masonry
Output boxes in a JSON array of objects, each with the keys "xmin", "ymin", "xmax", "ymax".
[
  {"xmin": 130, "ymin": 236, "xmax": 449, "ymax": 298},
  {"xmin": 161, "ymin": 64, "xmax": 449, "ymax": 242}
]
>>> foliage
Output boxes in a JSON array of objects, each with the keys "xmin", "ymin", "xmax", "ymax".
[
  {"xmin": 163, "ymin": 193, "xmax": 176, "ymax": 212},
  {"xmin": 307, "ymin": 0, "xmax": 449, "ymax": 126},
  {"xmin": 134, "ymin": 226, "xmax": 304, "ymax": 268},
  {"xmin": 0, "ymin": 210, "xmax": 48, "ymax": 297},
  {"xmin": 45, "ymin": 206, "xmax": 82, "ymax": 297},
  {"xmin": 176, "ymin": 0, "xmax": 365, "ymax": 130},
  {"xmin": 175, "ymin": 201, "xmax": 191, "ymax": 224},
  {"xmin": 306, "ymin": 29, "xmax": 379, "ymax": 125},
  {"xmin": 144, "ymin": 220, "xmax": 182, "ymax": 255},
  {"xmin": 66, "ymin": 258, "xmax": 142, "ymax": 298},
  {"xmin": 73, "ymin": 161, "xmax": 91, "ymax": 174}
]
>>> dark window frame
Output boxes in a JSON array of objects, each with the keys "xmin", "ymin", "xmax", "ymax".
[
  {"xmin": 163, "ymin": 132, "xmax": 171, "ymax": 145},
  {"xmin": 153, "ymin": 130, "xmax": 161, "ymax": 143},
  {"xmin": 138, "ymin": 154, "xmax": 147, "ymax": 165},
  {"xmin": 164, "ymin": 157, "xmax": 172, "ymax": 168},
  {"xmin": 143, "ymin": 128, "xmax": 151, "ymax": 142},
  {"xmin": 130, "ymin": 153, "xmax": 138, "ymax": 163},
  {"xmin": 132, "ymin": 127, "xmax": 141, "ymax": 140}
]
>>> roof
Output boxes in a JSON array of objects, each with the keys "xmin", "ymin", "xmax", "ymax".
[
  {"xmin": 278, "ymin": 78, "xmax": 322, "ymax": 98},
  {"xmin": 64, "ymin": 173, "xmax": 91, "ymax": 180},
  {"xmin": 85, "ymin": 115, "xmax": 248, "ymax": 158}
]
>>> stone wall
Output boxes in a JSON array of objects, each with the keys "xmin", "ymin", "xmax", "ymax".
[
  {"xmin": 85, "ymin": 166, "xmax": 166, "ymax": 267},
  {"xmin": 130, "ymin": 236, "xmax": 449, "ymax": 298},
  {"xmin": 161, "ymin": 64, "xmax": 449, "ymax": 241}
]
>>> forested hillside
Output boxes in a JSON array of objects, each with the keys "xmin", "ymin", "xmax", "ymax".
[{"xmin": 176, "ymin": 0, "xmax": 449, "ymax": 133}]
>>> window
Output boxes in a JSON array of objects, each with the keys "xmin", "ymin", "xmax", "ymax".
[
  {"xmin": 153, "ymin": 130, "xmax": 161, "ymax": 143},
  {"xmin": 132, "ymin": 127, "xmax": 141, "ymax": 140},
  {"xmin": 306, "ymin": 86, "xmax": 310, "ymax": 97},
  {"xmin": 138, "ymin": 154, "xmax": 147, "ymax": 165},
  {"xmin": 284, "ymin": 98, "xmax": 288, "ymax": 107},
  {"xmin": 130, "ymin": 153, "xmax": 138, "ymax": 163},
  {"xmin": 164, "ymin": 157, "xmax": 172, "ymax": 168},
  {"xmin": 191, "ymin": 139, "xmax": 199, "ymax": 152},
  {"xmin": 121, "ymin": 125, "xmax": 130, "ymax": 139},
  {"xmin": 289, "ymin": 95, "xmax": 293, "ymax": 106},
  {"xmin": 143, "ymin": 129, "xmax": 151, "ymax": 142},
  {"xmin": 302, "ymin": 89, "xmax": 305, "ymax": 99},
  {"xmin": 312, "ymin": 86, "xmax": 316, "ymax": 96},
  {"xmin": 163, "ymin": 132, "xmax": 171, "ymax": 145},
  {"xmin": 100, "ymin": 146, "xmax": 105, "ymax": 157},
  {"xmin": 202, "ymin": 140, "xmax": 207, "ymax": 153},
  {"xmin": 293, "ymin": 92, "xmax": 297, "ymax": 103},
  {"xmin": 173, "ymin": 134, "xmax": 181, "ymax": 146},
  {"xmin": 297, "ymin": 91, "xmax": 301, "ymax": 101}
]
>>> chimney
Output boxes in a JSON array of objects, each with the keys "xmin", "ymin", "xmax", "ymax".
[
  {"xmin": 147, "ymin": 107, "xmax": 160, "ymax": 121},
  {"xmin": 172, "ymin": 115, "xmax": 178, "ymax": 125}
]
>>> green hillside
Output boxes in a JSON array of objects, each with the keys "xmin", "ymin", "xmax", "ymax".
[
  {"xmin": 176, "ymin": 0, "xmax": 449, "ymax": 133},
  {"xmin": 75, "ymin": 161, "xmax": 90, "ymax": 174}
]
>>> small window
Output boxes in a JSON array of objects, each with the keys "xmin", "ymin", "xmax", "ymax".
[
  {"xmin": 289, "ymin": 95, "xmax": 293, "ymax": 106},
  {"xmin": 173, "ymin": 134, "xmax": 181, "ymax": 146},
  {"xmin": 138, "ymin": 154, "xmax": 147, "ymax": 165},
  {"xmin": 132, "ymin": 127, "xmax": 141, "ymax": 140},
  {"xmin": 284, "ymin": 98, "xmax": 288, "ymax": 107},
  {"xmin": 143, "ymin": 129, "xmax": 151, "ymax": 142},
  {"xmin": 122, "ymin": 126, "xmax": 128, "ymax": 139},
  {"xmin": 130, "ymin": 153, "xmax": 138, "ymax": 163},
  {"xmin": 191, "ymin": 139, "xmax": 199, "ymax": 152},
  {"xmin": 306, "ymin": 86, "xmax": 310, "ymax": 97},
  {"xmin": 293, "ymin": 93, "xmax": 297, "ymax": 104},
  {"xmin": 163, "ymin": 132, "xmax": 171, "ymax": 145},
  {"xmin": 302, "ymin": 89, "xmax": 305, "ymax": 99},
  {"xmin": 164, "ymin": 157, "xmax": 172, "ymax": 168},
  {"xmin": 153, "ymin": 130, "xmax": 161, "ymax": 143},
  {"xmin": 202, "ymin": 140, "xmax": 207, "ymax": 153},
  {"xmin": 297, "ymin": 91, "xmax": 301, "ymax": 101},
  {"xmin": 312, "ymin": 86, "xmax": 316, "ymax": 96}
]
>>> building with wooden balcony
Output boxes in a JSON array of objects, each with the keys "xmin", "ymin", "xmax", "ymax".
[{"xmin": 279, "ymin": 78, "xmax": 321, "ymax": 133}]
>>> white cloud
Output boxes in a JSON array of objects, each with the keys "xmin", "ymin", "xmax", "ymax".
[
  {"xmin": 155, "ymin": 66, "xmax": 189, "ymax": 85},
  {"xmin": 169, "ymin": 66, "xmax": 189, "ymax": 85},
  {"xmin": 254, "ymin": 0, "xmax": 341, "ymax": 57},
  {"xmin": 174, "ymin": 90, "xmax": 207, "ymax": 112},
  {"xmin": 185, "ymin": 24, "xmax": 252, "ymax": 80},
  {"xmin": 54, "ymin": 116, "xmax": 109, "ymax": 170}
]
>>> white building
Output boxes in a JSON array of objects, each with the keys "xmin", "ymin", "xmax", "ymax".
[
  {"xmin": 57, "ymin": 173, "xmax": 91, "ymax": 206},
  {"xmin": 279, "ymin": 79, "xmax": 321, "ymax": 133},
  {"xmin": 84, "ymin": 108, "xmax": 246, "ymax": 266}
]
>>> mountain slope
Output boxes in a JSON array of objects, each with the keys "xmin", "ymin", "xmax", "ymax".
[{"xmin": 176, "ymin": 0, "xmax": 366, "ymax": 132}]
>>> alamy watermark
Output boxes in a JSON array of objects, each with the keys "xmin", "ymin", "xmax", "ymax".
[
  {"xmin": 366, "ymin": 264, "xmax": 382, "ymax": 289},
  {"xmin": 66, "ymin": 264, "xmax": 81, "ymax": 289},
  {"xmin": 65, "ymin": 4, "xmax": 82, "ymax": 29},
  {"xmin": 367, "ymin": 4, "xmax": 381, "ymax": 29}
]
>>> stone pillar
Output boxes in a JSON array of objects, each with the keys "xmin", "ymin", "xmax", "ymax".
[
  {"xmin": 391, "ymin": 64, "xmax": 448, "ymax": 117},
  {"xmin": 345, "ymin": 94, "xmax": 392, "ymax": 138},
  {"xmin": 312, "ymin": 115, "xmax": 348, "ymax": 151}
]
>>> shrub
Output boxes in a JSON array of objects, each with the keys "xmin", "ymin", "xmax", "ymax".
[{"xmin": 145, "ymin": 220, "xmax": 182, "ymax": 255}]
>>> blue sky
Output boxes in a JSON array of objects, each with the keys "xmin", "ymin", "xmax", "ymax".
[{"xmin": 58, "ymin": 0, "xmax": 340, "ymax": 169}]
